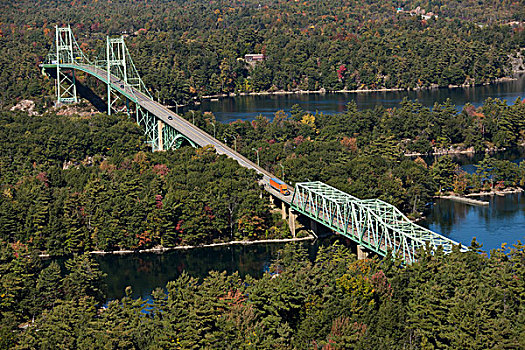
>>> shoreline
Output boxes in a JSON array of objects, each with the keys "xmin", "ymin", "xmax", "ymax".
[
  {"xmin": 38, "ymin": 235, "xmax": 315, "ymax": 258},
  {"xmin": 199, "ymin": 76, "xmax": 519, "ymax": 100},
  {"xmin": 405, "ymin": 149, "xmax": 477, "ymax": 157},
  {"xmin": 435, "ymin": 187, "xmax": 524, "ymax": 204},
  {"xmin": 438, "ymin": 195, "xmax": 489, "ymax": 206},
  {"xmin": 200, "ymin": 87, "xmax": 404, "ymax": 99},
  {"xmin": 405, "ymin": 146, "xmax": 512, "ymax": 157},
  {"xmin": 465, "ymin": 187, "xmax": 524, "ymax": 197}
]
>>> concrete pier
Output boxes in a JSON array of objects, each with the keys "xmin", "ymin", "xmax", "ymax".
[
  {"xmin": 157, "ymin": 119, "xmax": 164, "ymax": 151},
  {"xmin": 269, "ymin": 194, "xmax": 275, "ymax": 207},
  {"xmin": 281, "ymin": 201, "xmax": 287, "ymax": 220},
  {"xmin": 288, "ymin": 208, "xmax": 297, "ymax": 238},
  {"xmin": 440, "ymin": 195, "xmax": 489, "ymax": 206},
  {"xmin": 357, "ymin": 245, "xmax": 369, "ymax": 260}
]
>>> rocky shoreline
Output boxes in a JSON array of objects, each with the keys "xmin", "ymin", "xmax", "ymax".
[
  {"xmin": 38, "ymin": 235, "xmax": 315, "ymax": 258},
  {"xmin": 200, "ymin": 87, "xmax": 404, "ymax": 99},
  {"xmin": 464, "ymin": 187, "xmax": 524, "ymax": 197},
  {"xmin": 436, "ymin": 187, "xmax": 524, "ymax": 206},
  {"xmin": 438, "ymin": 195, "xmax": 489, "ymax": 206},
  {"xmin": 404, "ymin": 146, "xmax": 508, "ymax": 157},
  {"xmin": 200, "ymin": 76, "xmax": 519, "ymax": 100}
]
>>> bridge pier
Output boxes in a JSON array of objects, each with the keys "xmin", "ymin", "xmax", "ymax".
[
  {"xmin": 268, "ymin": 194, "xmax": 275, "ymax": 207},
  {"xmin": 281, "ymin": 201, "xmax": 287, "ymax": 220},
  {"xmin": 288, "ymin": 208, "xmax": 296, "ymax": 238},
  {"xmin": 357, "ymin": 245, "xmax": 369, "ymax": 260},
  {"xmin": 157, "ymin": 119, "xmax": 164, "ymax": 151}
]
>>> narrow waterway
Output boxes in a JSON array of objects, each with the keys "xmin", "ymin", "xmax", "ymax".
[
  {"xmin": 98, "ymin": 241, "xmax": 320, "ymax": 300},
  {"xmin": 421, "ymin": 193, "xmax": 525, "ymax": 253},
  {"xmin": 98, "ymin": 76, "xmax": 525, "ymax": 301},
  {"xmin": 199, "ymin": 75, "xmax": 525, "ymax": 123}
]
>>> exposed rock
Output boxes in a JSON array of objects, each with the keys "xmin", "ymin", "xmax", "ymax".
[
  {"xmin": 55, "ymin": 103, "xmax": 98, "ymax": 117},
  {"xmin": 10, "ymin": 99, "xmax": 39, "ymax": 116},
  {"xmin": 509, "ymin": 48, "xmax": 525, "ymax": 73},
  {"xmin": 63, "ymin": 155, "xmax": 97, "ymax": 170}
]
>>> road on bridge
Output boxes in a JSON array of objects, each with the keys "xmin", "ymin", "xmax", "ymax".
[
  {"xmin": 81, "ymin": 64, "xmax": 293, "ymax": 204},
  {"xmin": 42, "ymin": 27, "xmax": 466, "ymax": 264}
]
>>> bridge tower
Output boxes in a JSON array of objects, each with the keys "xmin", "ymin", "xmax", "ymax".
[
  {"xmin": 55, "ymin": 26, "xmax": 78, "ymax": 104},
  {"xmin": 104, "ymin": 36, "xmax": 150, "ymax": 115},
  {"xmin": 102, "ymin": 36, "xmax": 163, "ymax": 150},
  {"xmin": 42, "ymin": 26, "xmax": 195, "ymax": 152},
  {"xmin": 106, "ymin": 37, "xmax": 125, "ymax": 116},
  {"xmin": 46, "ymin": 25, "xmax": 91, "ymax": 106}
]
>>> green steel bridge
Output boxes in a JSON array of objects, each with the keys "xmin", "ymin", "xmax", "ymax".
[
  {"xmin": 41, "ymin": 26, "xmax": 465, "ymax": 264},
  {"xmin": 290, "ymin": 182, "xmax": 466, "ymax": 263}
]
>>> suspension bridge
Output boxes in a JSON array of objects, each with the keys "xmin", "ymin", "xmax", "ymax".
[{"xmin": 40, "ymin": 26, "xmax": 466, "ymax": 264}]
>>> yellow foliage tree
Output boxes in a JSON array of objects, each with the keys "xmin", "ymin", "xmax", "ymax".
[{"xmin": 300, "ymin": 113, "xmax": 316, "ymax": 129}]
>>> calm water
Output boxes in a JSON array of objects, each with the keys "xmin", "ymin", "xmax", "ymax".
[
  {"xmin": 421, "ymin": 194, "xmax": 525, "ymax": 253},
  {"xmin": 199, "ymin": 75, "xmax": 525, "ymax": 123},
  {"xmin": 420, "ymin": 147, "xmax": 525, "ymax": 171},
  {"xmin": 98, "ymin": 242, "xmax": 320, "ymax": 300},
  {"xmin": 99, "ymin": 77, "xmax": 525, "ymax": 301}
]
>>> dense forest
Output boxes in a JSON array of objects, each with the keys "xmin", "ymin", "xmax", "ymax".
[
  {"xmin": 0, "ymin": 0, "xmax": 524, "ymax": 107},
  {"xmin": 1, "ymin": 0, "xmax": 525, "ymax": 347},
  {"xmin": 0, "ymin": 111, "xmax": 294, "ymax": 255},
  {"xmin": 192, "ymin": 98, "xmax": 525, "ymax": 213},
  {"xmin": 2, "ymin": 241, "xmax": 525, "ymax": 349},
  {"xmin": 2, "ymin": 97, "xmax": 525, "ymax": 255}
]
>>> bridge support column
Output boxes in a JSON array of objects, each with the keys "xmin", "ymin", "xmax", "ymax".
[
  {"xmin": 357, "ymin": 245, "xmax": 369, "ymax": 260},
  {"xmin": 288, "ymin": 208, "xmax": 296, "ymax": 238},
  {"xmin": 157, "ymin": 119, "xmax": 164, "ymax": 151},
  {"xmin": 269, "ymin": 195, "xmax": 275, "ymax": 207},
  {"xmin": 281, "ymin": 201, "xmax": 287, "ymax": 220}
]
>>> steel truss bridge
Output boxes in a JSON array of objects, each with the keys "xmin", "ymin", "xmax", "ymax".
[
  {"xmin": 291, "ymin": 182, "xmax": 465, "ymax": 263},
  {"xmin": 41, "ymin": 26, "xmax": 465, "ymax": 264}
]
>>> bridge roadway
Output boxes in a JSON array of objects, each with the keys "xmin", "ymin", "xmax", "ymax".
[
  {"xmin": 45, "ymin": 63, "xmax": 293, "ymax": 204},
  {"xmin": 42, "ymin": 25, "xmax": 465, "ymax": 264},
  {"xmin": 44, "ymin": 63, "xmax": 466, "ymax": 264}
]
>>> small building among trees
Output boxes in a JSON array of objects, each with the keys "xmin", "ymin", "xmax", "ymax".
[{"xmin": 244, "ymin": 54, "xmax": 265, "ymax": 66}]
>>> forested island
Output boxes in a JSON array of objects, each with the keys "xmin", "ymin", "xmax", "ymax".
[
  {"xmin": 1, "ymin": 0, "xmax": 525, "ymax": 348},
  {"xmin": 1, "ymin": 0, "xmax": 525, "ymax": 107},
  {"xmin": 2, "ymin": 97, "xmax": 525, "ymax": 255},
  {"xmin": 2, "ymin": 241, "xmax": 525, "ymax": 349}
]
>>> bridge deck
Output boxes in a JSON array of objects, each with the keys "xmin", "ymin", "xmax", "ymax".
[
  {"xmin": 42, "ymin": 27, "xmax": 464, "ymax": 265},
  {"xmin": 42, "ymin": 63, "xmax": 293, "ymax": 204}
]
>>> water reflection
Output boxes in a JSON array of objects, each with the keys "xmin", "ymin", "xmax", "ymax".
[
  {"xmin": 420, "ymin": 147, "xmax": 525, "ymax": 170},
  {"xmin": 421, "ymin": 193, "xmax": 525, "ymax": 252},
  {"xmin": 96, "ymin": 242, "xmax": 318, "ymax": 300},
  {"xmin": 198, "ymin": 75, "xmax": 525, "ymax": 123}
]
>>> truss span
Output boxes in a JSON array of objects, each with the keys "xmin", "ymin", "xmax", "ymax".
[
  {"xmin": 41, "ymin": 27, "xmax": 466, "ymax": 263},
  {"xmin": 291, "ymin": 182, "xmax": 466, "ymax": 263}
]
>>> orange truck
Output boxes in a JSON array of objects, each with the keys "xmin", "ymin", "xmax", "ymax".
[{"xmin": 269, "ymin": 178, "xmax": 290, "ymax": 196}]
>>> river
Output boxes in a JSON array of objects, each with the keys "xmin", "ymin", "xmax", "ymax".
[
  {"xmin": 100, "ymin": 77, "xmax": 525, "ymax": 301},
  {"xmin": 98, "ymin": 241, "xmax": 321, "ymax": 300},
  {"xmin": 198, "ymin": 75, "xmax": 525, "ymax": 123}
]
